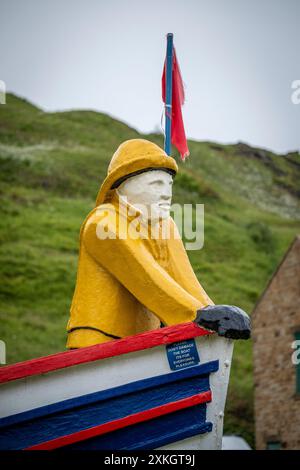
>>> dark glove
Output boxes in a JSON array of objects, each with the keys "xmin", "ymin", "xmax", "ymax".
[{"xmin": 194, "ymin": 304, "xmax": 251, "ymax": 340}]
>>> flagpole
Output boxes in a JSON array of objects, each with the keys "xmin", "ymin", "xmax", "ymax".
[{"xmin": 164, "ymin": 33, "xmax": 173, "ymax": 156}]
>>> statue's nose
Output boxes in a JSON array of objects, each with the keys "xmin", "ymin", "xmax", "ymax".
[{"xmin": 161, "ymin": 184, "xmax": 172, "ymax": 199}]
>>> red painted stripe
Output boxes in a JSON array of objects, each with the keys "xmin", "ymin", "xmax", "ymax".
[
  {"xmin": 0, "ymin": 322, "xmax": 211, "ymax": 384},
  {"xmin": 26, "ymin": 390, "xmax": 212, "ymax": 450}
]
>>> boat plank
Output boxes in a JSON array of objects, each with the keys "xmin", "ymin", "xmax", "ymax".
[{"xmin": 0, "ymin": 323, "xmax": 210, "ymax": 384}]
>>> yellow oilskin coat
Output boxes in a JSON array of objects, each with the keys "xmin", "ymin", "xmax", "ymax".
[{"xmin": 67, "ymin": 139, "xmax": 213, "ymax": 348}]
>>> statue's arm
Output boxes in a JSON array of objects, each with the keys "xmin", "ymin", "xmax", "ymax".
[
  {"xmin": 82, "ymin": 213, "xmax": 251, "ymax": 339},
  {"xmin": 83, "ymin": 218, "xmax": 203, "ymax": 326}
]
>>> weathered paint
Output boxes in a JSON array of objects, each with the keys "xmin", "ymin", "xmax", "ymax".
[
  {"xmin": 1, "ymin": 389, "xmax": 212, "ymax": 450},
  {"xmin": 0, "ymin": 361, "xmax": 218, "ymax": 429},
  {"xmin": 28, "ymin": 400, "xmax": 212, "ymax": 450},
  {"xmin": 0, "ymin": 322, "xmax": 211, "ymax": 384},
  {"xmin": 0, "ymin": 330, "xmax": 233, "ymax": 450}
]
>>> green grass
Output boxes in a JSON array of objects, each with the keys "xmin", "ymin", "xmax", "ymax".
[{"xmin": 0, "ymin": 93, "xmax": 299, "ymax": 448}]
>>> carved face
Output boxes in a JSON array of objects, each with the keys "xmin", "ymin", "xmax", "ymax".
[{"xmin": 116, "ymin": 170, "xmax": 173, "ymax": 221}]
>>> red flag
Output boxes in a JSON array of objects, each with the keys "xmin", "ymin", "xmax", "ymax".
[{"xmin": 162, "ymin": 48, "xmax": 189, "ymax": 160}]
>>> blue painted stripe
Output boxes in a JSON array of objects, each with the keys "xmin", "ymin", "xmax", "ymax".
[
  {"xmin": 0, "ymin": 360, "xmax": 219, "ymax": 429},
  {"xmin": 0, "ymin": 373, "xmax": 213, "ymax": 449},
  {"xmin": 63, "ymin": 404, "xmax": 212, "ymax": 450}
]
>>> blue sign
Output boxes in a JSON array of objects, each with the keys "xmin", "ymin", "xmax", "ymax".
[{"xmin": 166, "ymin": 339, "xmax": 200, "ymax": 371}]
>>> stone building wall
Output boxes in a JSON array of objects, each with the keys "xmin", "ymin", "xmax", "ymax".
[{"xmin": 252, "ymin": 236, "xmax": 300, "ymax": 450}]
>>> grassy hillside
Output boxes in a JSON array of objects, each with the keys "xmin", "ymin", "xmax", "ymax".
[{"xmin": 1, "ymin": 93, "xmax": 299, "ymax": 446}]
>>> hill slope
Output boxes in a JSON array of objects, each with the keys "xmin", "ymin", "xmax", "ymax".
[{"xmin": 0, "ymin": 93, "xmax": 299, "ymax": 446}]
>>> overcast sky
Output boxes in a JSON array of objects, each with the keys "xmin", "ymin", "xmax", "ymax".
[{"xmin": 1, "ymin": 0, "xmax": 299, "ymax": 153}]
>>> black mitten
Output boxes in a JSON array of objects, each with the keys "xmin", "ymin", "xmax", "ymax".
[{"xmin": 195, "ymin": 304, "xmax": 251, "ymax": 340}]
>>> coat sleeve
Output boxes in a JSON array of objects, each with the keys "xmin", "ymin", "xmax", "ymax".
[{"xmin": 83, "ymin": 211, "xmax": 202, "ymax": 326}]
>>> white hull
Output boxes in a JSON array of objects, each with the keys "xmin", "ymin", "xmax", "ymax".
[{"xmin": 0, "ymin": 324, "xmax": 233, "ymax": 450}]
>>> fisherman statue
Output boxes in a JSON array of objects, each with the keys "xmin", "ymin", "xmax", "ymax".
[
  {"xmin": 0, "ymin": 34, "xmax": 252, "ymax": 452},
  {"xmin": 66, "ymin": 139, "xmax": 251, "ymax": 349}
]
